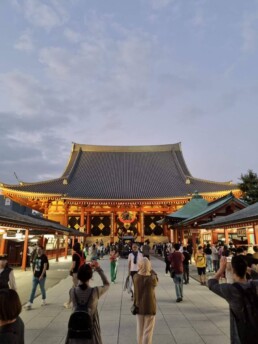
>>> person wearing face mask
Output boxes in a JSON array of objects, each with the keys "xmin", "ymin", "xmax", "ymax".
[{"xmin": 0, "ymin": 254, "xmax": 17, "ymax": 290}]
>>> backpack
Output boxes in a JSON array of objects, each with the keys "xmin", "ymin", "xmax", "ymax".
[
  {"xmin": 232, "ymin": 282, "xmax": 258, "ymax": 344},
  {"xmin": 74, "ymin": 252, "xmax": 85, "ymax": 268},
  {"xmin": 67, "ymin": 288, "xmax": 94, "ymax": 340}
]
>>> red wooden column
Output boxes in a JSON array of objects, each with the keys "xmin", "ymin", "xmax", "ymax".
[
  {"xmin": 64, "ymin": 236, "xmax": 68, "ymax": 259},
  {"xmin": 0, "ymin": 237, "xmax": 6, "ymax": 255},
  {"xmin": 64, "ymin": 205, "xmax": 69, "ymax": 259},
  {"xmin": 254, "ymin": 224, "xmax": 258, "ymax": 245},
  {"xmin": 21, "ymin": 229, "xmax": 29, "ymax": 271},
  {"xmin": 110, "ymin": 212, "xmax": 114, "ymax": 243},
  {"xmin": 224, "ymin": 228, "xmax": 229, "ymax": 245},
  {"xmin": 140, "ymin": 212, "xmax": 144, "ymax": 243},
  {"xmin": 80, "ymin": 206, "xmax": 85, "ymax": 245},
  {"xmin": 86, "ymin": 212, "xmax": 91, "ymax": 236},
  {"xmin": 55, "ymin": 234, "xmax": 60, "ymax": 262}
]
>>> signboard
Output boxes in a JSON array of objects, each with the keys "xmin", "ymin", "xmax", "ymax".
[{"xmin": 237, "ymin": 228, "xmax": 246, "ymax": 237}]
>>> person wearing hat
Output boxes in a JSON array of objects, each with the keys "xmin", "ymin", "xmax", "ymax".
[{"xmin": 0, "ymin": 254, "xmax": 17, "ymax": 290}]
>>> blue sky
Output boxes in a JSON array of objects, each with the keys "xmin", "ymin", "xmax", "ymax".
[{"xmin": 0, "ymin": 0, "xmax": 258, "ymax": 185}]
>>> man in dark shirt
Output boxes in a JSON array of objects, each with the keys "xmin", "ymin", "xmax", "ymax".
[
  {"xmin": 208, "ymin": 255, "xmax": 258, "ymax": 344},
  {"xmin": 182, "ymin": 247, "xmax": 190, "ymax": 284},
  {"xmin": 169, "ymin": 243, "xmax": 184, "ymax": 302},
  {"xmin": 24, "ymin": 246, "xmax": 48, "ymax": 310}
]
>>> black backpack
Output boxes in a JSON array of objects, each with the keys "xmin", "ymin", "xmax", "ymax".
[
  {"xmin": 67, "ymin": 288, "xmax": 94, "ymax": 340},
  {"xmin": 232, "ymin": 282, "xmax": 258, "ymax": 344}
]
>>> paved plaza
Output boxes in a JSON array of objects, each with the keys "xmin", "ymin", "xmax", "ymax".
[{"xmin": 18, "ymin": 256, "xmax": 230, "ymax": 344}]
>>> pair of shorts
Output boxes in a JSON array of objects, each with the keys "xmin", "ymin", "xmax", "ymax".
[{"xmin": 197, "ymin": 267, "xmax": 206, "ymax": 275}]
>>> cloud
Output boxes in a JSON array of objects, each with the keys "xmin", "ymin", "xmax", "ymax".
[
  {"xmin": 150, "ymin": 0, "xmax": 175, "ymax": 10},
  {"xmin": 13, "ymin": 0, "xmax": 68, "ymax": 31},
  {"xmin": 241, "ymin": 12, "xmax": 258, "ymax": 53},
  {"xmin": 64, "ymin": 28, "xmax": 82, "ymax": 43},
  {"xmin": 14, "ymin": 29, "xmax": 34, "ymax": 52}
]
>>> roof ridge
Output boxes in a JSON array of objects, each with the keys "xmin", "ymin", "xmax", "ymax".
[
  {"xmin": 172, "ymin": 150, "xmax": 187, "ymax": 181},
  {"xmin": 62, "ymin": 148, "xmax": 82, "ymax": 182},
  {"xmin": 0, "ymin": 177, "xmax": 63, "ymax": 188},
  {"xmin": 72, "ymin": 142, "xmax": 182, "ymax": 153},
  {"xmin": 189, "ymin": 176, "xmax": 236, "ymax": 186}
]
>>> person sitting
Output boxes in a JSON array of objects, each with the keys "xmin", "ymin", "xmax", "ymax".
[
  {"xmin": 0, "ymin": 288, "xmax": 24, "ymax": 344},
  {"xmin": 65, "ymin": 261, "xmax": 109, "ymax": 344}
]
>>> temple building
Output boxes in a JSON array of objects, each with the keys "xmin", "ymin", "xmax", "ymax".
[{"xmin": 0, "ymin": 143, "xmax": 241, "ymax": 244}]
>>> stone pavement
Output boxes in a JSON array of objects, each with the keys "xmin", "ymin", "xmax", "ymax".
[{"xmin": 20, "ymin": 256, "xmax": 230, "ymax": 344}]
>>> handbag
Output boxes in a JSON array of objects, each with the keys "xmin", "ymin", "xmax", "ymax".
[
  {"xmin": 170, "ymin": 269, "xmax": 175, "ymax": 278},
  {"xmin": 130, "ymin": 304, "xmax": 139, "ymax": 315}
]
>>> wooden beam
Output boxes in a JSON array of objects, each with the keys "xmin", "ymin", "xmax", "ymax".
[{"xmin": 21, "ymin": 229, "xmax": 29, "ymax": 271}]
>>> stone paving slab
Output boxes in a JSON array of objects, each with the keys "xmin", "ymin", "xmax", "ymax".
[{"xmin": 19, "ymin": 256, "xmax": 230, "ymax": 344}]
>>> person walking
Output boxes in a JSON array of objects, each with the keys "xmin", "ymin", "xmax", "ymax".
[
  {"xmin": 128, "ymin": 244, "xmax": 143, "ymax": 300},
  {"xmin": 110, "ymin": 247, "xmax": 119, "ymax": 284},
  {"xmin": 182, "ymin": 247, "xmax": 190, "ymax": 284},
  {"xmin": 169, "ymin": 243, "xmax": 185, "ymax": 302},
  {"xmin": 65, "ymin": 261, "xmax": 110, "ymax": 344},
  {"xmin": 133, "ymin": 257, "xmax": 158, "ymax": 344},
  {"xmin": 195, "ymin": 246, "xmax": 207, "ymax": 285},
  {"xmin": 0, "ymin": 254, "xmax": 17, "ymax": 290},
  {"xmin": 24, "ymin": 246, "xmax": 49, "ymax": 310},
  {"xmin": 0, "ymin": 289, "xmax": 24, "ymax": 344},
  {"xmin": 211, "ymin": 244, "xmax": 219, "ymax": 272}
]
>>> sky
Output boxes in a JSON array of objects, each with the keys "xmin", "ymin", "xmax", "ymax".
[{"xmin": 0, "ymin": 0, "xmax": 258, "ymax": 186}]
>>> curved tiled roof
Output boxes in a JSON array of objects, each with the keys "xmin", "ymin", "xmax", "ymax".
[
  {"xmin": 1, "ymin": 143, "xmax": 238, "ymax": 199},
  {"xmin": 203, "ymin": 201, "xmax": 258, "ymax": 228}
]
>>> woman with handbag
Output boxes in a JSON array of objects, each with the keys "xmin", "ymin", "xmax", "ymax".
[{"xmin": 133, "ymin": 257, "xmax": 158, "ymax": 344}]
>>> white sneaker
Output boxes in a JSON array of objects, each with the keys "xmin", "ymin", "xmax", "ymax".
[
  {"xmin": 63, "ymin": 302, "xmax": 71, "ymax": 309},
  {"xmin": 41, "ymin": 300, "xmax": 47, "ymax": 306},
  {"xmin": 24, "ymin": 302, "xmax": 32, "ymax": 310}
]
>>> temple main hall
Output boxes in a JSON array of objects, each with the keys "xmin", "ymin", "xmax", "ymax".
[{"xmin": 0, "ymin": 143, "xmax": 240, "ymax": 244}]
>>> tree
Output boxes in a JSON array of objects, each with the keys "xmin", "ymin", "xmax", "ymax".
[{"xmin": 238, "ymin": 169, "xmax": 258, "ymax": 205}]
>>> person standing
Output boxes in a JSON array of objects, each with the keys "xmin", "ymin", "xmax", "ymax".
[
  {"xmin": 211, "ymin": 244, "xmax": 219, "ymax": 272},
  {"xmin": 195, "ymin": 246, "xmax": 207, "ymax": 285},
  {"xmin": 128, "ymin": 244, "xmax": 143, "ymax": 300},
  {"xmin": 24, "ymin": 246, "xmax": 48, "ymax": 309},
  {"xmin": 133, "ymin": 257, "xmax": 158, "ymax": 344},
  {"xmin": 0, "ymin": 254, "xmax": 17, "ymax": 290},
  {"xmin": 64, "ymin": 242, "xmax": 85, "ymax": 309},
  {"xmin": 142, "ymin": 240, "xmax": 150, "ymax": 259},
  {"xmin": 169, "ymin": 243, "xmax": 185, "ymax": 302},
  {"xmin": 182, "ymin": 247, "xmax": 190, "ymax": 284},
  {"xmin": 208, "ymin": 255, "xmax": 258, "ymax": 344},
  {"xmin": 204, "ymin": 244, "xmax": 212, "ymax": 272},
  {"xmin": 66, "ymin": 261, "xmax": 110, "ymax": 344},
  {"xmin": 110, "ymin": 247, "xmax": 119, "ymax": 284},
  {"xmin": 0, "ymin": 289, "xmax": 24, "ymax": 344}
]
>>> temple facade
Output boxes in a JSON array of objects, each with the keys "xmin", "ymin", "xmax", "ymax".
[{"xmin": 0, "ymin": 143, "xmax": 241, "ymax": 244}]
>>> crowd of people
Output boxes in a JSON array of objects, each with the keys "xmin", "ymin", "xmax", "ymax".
[{"xmin": 1, "ymin": 240, "xmax": 258, "ymax": 344}]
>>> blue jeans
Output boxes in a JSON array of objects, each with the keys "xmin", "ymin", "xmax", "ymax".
[
  {"xmin": 206, "ymin": 255, "xmax": 213, "ymax": 271},
  {"xmin": 173, "ymin": 274, "xmax": 183, "ymax": 299},
  {"xmin": 29, "ymin": 276, "xmax": 46, "ymax": 303}
]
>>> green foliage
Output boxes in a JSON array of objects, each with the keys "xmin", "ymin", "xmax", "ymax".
[{"xmin": 238, "ymin": 170, "xmax": 258, "ymax": 205}]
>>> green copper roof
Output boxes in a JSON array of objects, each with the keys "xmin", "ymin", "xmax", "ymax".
[{"xmin": 166, "ymin": 192, "xmax": 208, "ymax": 220}]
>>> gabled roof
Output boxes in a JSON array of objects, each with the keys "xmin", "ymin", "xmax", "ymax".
[
  {"xmin": 203, "ymin": 201, "xmax": 258, "ymax": 228},
  {"xmin": 1, "ymin": 143, "xmax": 238, "ymax": 200},
  {"xmin": 0, "ymin": 204, "xmax": 83, "ymax": 235},
  {"xmin": 164, "ymin": 193, "xmax": 247, "ymax": 227},
  {"xmin": 166, "ymin": 192, "xmax": 208, "ymax": 220}
]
